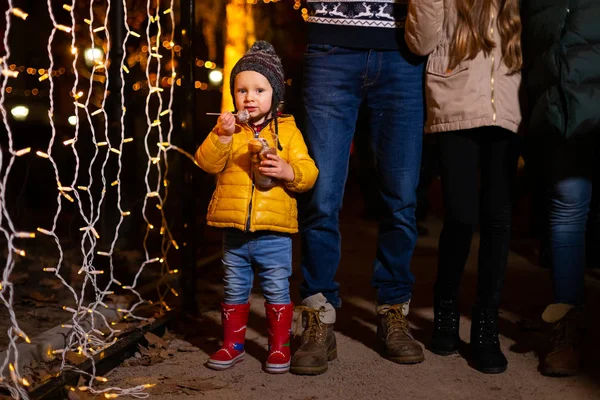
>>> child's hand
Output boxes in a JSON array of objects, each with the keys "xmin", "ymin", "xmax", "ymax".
[
  {"xmin": 258, "ymin": 153, "xmax": 295, "ymax": 182},
  {"xmin": 217, "ymin": 112, "xmax": 235, "ymax": 136}
]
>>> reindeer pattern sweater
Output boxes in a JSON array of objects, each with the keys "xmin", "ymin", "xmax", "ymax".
[{"xmin": 306, "ymin": 0, "xmax": 408, "ymax": 50}]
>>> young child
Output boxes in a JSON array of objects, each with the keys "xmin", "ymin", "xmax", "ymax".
[
  {"xmin": 195, "ymin": 41, "xmax": 318, "ymax": 374},
  {"xmin": 405, "ymin": 0, "xmax": 522, "ymax": 374}
]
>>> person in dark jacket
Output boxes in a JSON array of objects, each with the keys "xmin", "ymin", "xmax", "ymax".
[{"xmin": 521, "ymin": 0, "xmax": 600, "ymax": 377}]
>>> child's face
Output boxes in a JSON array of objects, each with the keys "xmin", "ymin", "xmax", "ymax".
[{"xmin": 234, "ymin": 70, "xmax": 273, "ymax": 125}]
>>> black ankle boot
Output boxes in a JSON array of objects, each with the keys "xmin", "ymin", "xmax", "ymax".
[
  {"xmin": 470, "ymin": 306, "xmax": 507, "ymax": 374},
  {"xmin": 431, "ymin": 297, "xmax": 460, "ymax": 355}
]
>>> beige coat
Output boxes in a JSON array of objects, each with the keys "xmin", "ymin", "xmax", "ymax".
[{"xmin": 404, "ymin": 0, "xmax": 522, "ymax": 134}]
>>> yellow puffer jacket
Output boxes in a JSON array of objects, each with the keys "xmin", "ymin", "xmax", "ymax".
[{"xmin": 194, "ymin": 115, "xmax": 318, "ymax": 234}]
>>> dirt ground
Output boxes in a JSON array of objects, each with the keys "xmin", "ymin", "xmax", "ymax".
[{"xmin": 102, "ymin": 187, "xmax": 600, "ymax": 400}]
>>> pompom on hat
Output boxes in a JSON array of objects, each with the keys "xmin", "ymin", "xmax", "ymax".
[{"xmin": 230, "ymin": 40, "xmax": 285, "ymax": 108}]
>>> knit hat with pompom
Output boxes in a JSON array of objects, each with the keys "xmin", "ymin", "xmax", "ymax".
[{"xmin": 230, "ymin": 40, "xmax": 285, "ymax": 107}]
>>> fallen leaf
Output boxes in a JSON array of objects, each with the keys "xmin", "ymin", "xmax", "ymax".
[
  {"xmin": 65, "ymin": 351, "xmax": 87, "ymax": 365},
  {"xmin": 137, "ymin": 344, "xmax": 151, "ymax": 356},
  {"xmin": 144, "ymin": 332, "xmax": 167, "ymax": 349},
  {"xmin": 161, "ymin": 328, "xmax": 174, "ymax": 341}
]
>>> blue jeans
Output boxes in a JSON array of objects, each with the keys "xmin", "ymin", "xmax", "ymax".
[
  {"xmin": 299, "ymin": 44, "xmax": 425, "ymax": 307},
  {"xmin": 222, "ymin": 230, "xmax": 292, "ymax": 305},
  {"xmin": 546, "ymin": 137, "xmax": 596, "ymax": 305}
]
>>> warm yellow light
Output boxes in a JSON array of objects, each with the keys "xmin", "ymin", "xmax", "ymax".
[
  {"xmin": 11, "ymin": 8, "xmax": 28, "ymax": 20},
  {"xmin": 55, "ymin": 24, "xmax": 72, "ymax": 33},
  {"xmin": 10, "ymin": 105, "xmax": 29, "ymax": 121},
  {"xmin": 14, "ymin": 232, "xmax": 35, "ymax": 238},
  {"xmin": 15, "ymin": 147, "xmax": 31, "ymax": 156},
  {"xmin": 209, "ymin": 70, "xmax": 223, "ymax": 85},
  {"xmin": 1, "ymin": 69, "xmax": 19, "ymax": 78}
]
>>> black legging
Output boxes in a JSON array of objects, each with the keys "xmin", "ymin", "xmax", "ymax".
[{"xmin": 435, "ymin": 127, "xmax": 519, "ymax": 308}]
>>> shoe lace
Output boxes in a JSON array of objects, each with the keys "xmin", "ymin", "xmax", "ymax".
[
  {"xmin": 476, "ymin": 310, "xmax": 498, "ymax": 345},
  {"xmin": 294, "ymin": 306, "xmax": 322, "ymax": 340},
  {"xmin": 383, "ymin": 305, "xmax": 410, "ymax": 338},
  {"xmin": 551, "ymin": 312, "xmax": 577, "ymax": 349},
  {"xmin": 435, "ymin": 300, "xmax": 457, "ymax": 332}
]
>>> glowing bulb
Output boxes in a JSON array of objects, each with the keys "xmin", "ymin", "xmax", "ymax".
[
  {"xmin": 10, "ymin": 105, "xmax": 29, "ymax": 121},
  {"xmin": 208, "ymin": 69, "xmax": 223, "ymax": 85},
  {"xmin": 84, "ymin": 47, "xmax": 104, "ymax": 67},
  {"xmin": 68, "ymin": 116, "xmax": 77, "ymax": 126}
]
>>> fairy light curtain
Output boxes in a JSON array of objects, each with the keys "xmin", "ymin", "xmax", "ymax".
[{"xmin": 0, "ymin": 0, "xmax": 182, "ymax": 398}]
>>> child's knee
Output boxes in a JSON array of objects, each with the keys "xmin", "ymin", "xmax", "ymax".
[
  {"xmin": 224, "ymin": 283, "xmax": 252, "ymax": 304},
  {"xmin": 261, "ymin": 278, "xmax": 290, "ymax": 304}
]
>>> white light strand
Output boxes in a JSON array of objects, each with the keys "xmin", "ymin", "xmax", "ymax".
[
  {"xmin": 0, "ymin": 3, "xmax": 38, "ymax": 398},
  {"xmin": 0, "ymin": 0, "xmax": 185, "ymax": 396}
]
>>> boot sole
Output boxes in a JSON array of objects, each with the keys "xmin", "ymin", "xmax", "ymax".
[
  {"xmin": 206, "ymin": 352, "xmax": 245, "ymax": 370},
  {"xmin": 430, "ymin": 347, "xmax": 458, "ymax": 356},
  {"xmin": 541, "ymin": 367, "xmax": 578, "ymax": 377},
  {"xmin": 475, "ymin": 364, "xmax": 507, "ymax": 374},
  {"xmin": 385, "ymin": 353, "xmax": 425, "ymax": 364},
  {"xmin": 290, "ymin": 347, "xmax": 337, "ymax": 375},
  {"xmin": 265, "ymin": 360, "xmax": 291, "ymax": 374}
]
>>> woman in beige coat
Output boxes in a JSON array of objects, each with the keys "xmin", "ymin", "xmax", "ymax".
[{"xmin": 405, "ymin": 0, "xmax": 522, "ymax": 374}]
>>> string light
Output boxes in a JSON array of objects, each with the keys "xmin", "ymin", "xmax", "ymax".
[
  {"xmin": 0, "ymin": 0, "xmax": 194, "ymax": 396},
  {"xmin": 0, "ymin": 1, "xmax": 176, "ymax": 397}
]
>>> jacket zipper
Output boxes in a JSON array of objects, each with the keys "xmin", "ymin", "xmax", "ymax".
[
  {"xmin": 245, "ymin": 128, "xmax": 259, "ymax": 232},
  {"xmin": 245, "ymin": 183, "xmax": 254, "ymax": 232},
  {"xmin": 490, "ymin": 11, "xmax": 497, "ymax": 125}
]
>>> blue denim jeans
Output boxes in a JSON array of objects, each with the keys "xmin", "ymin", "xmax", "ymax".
[
  {"xmin": 546, "ymin": 137, "xmax": 596, "ymax": 305},
  {"xmin": 299, "ymin": 44, "xmax": 425, "ymax": 307},
  {"xmin": 222, "ymin": 230, "xmax": 292, "ymax": 305}
]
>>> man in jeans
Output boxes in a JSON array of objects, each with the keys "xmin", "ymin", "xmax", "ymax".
[{"xmin": 292, "ymin": 1, "xmax": 425, "ymax": 375}]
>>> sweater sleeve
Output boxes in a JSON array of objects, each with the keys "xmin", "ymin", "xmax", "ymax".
[
  {"xmin": 194, "ymin": 127, "xmax": 232, "ymax": 175},
  {"xmin": 283, "ymin": 127, "xmax": 319, "ymax": 193},
  {"xmin": 405, "ymin": 0, "xmax": 445, "ymax": 56}
]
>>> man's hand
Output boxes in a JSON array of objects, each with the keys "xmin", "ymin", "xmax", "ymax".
[
  {"xmin": 258, "ymin": 153, "xmax": 295, "ymax": 182},
  {"xmin": 217, "ymin": 112, "xmax": 235, "ymax": 136}
]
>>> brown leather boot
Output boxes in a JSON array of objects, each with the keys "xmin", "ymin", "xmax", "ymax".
[
  {"xmin": 290, "ymin": 294, "xmax": 337, "ymax": 375},
  {"xmin": 541, "ymin": 303, "xmax": 583, "ymax": 377},
  {"xmin": 377, "ymin": 303, "xmax": 424, "ymax": 364}
]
